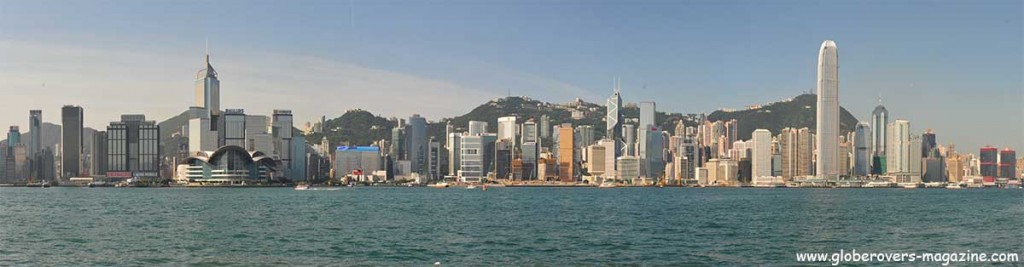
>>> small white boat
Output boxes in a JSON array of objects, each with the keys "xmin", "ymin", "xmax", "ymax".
[
  {"xmin": 945, "ymin": 184, "xmax": 963, "ymax": 189},
  {"xmin": 294, "ymin": 184, "xmax": 310, "ymax": 190},
  {"xmin": 466, "ymin": 185, "xmax": 478, "ymax": 190},
  {"xmin": 429, "ymin": 182, "xmax": 449, "ymax": 188},
  {"xmin": 598, "ymin": 183, "xmax": 617, "ymax": 188}
]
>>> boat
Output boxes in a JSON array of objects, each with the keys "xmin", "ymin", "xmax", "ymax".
[
  {"xmin": 482, "ymin": 184, "xmax": 487, "ymax": 191},
  {"xmin": 945, "ymin": 183, "xmax": 964, "ymax": 189},
  {"xmin": 429, "ymin": 182, "xmax": 449, "ymax": 188},
  {"xmin": 466, "ymin": 185, "xmax": 478, "ymax": 190},
  {"xmin": 863, "ymin": 181, "xmax": 894, "ymax": 188},
  {"xmin": 598, "ymin": 182, "xmax": 617, "ymax": 188},
  {"xmin": 899, "ymin": 182, "xmax": 923, "ymax": 189},
  {"xmin": 294, "ymin": 184, "xmax": 310, "ymax": 190}
]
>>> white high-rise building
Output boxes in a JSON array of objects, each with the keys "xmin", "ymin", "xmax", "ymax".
[
  {"xmin": 752, "ymin": 129, "xmax": 772, "ymax": 179},
  {"xmin": 497, "ymin": 116, "xmax": 517, "ymax": 142},
  {"xmin": 853, "ymin": 122, "xmax": 872, "ymax": 176},
  {"xmin": 871, "ymin": 104, "xmax": 888, "ymax": 157},
  {"xmin": 816, "ymin": 40, "xmax": 840, "ymax": 180},
  {"xmin": 606, "ymin": 78, "xmax": 623, "ymax": 162},
  {"xmin": 886, "ymin": 120, "xmax": 911, "ymax": 174},
  {"xmin": 195, "ymin": 54, "xmax": 221, "ymax": 116},
  {"xmin": 468, "ymin": 121, "xmax": 487, "ymax": 136}
]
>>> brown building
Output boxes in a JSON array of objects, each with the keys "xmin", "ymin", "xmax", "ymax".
[{"xmin": 558, "ymin": 124, "xmax": 575, "ymax": 182}]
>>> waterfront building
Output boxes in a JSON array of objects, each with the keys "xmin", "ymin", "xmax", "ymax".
[
  {"xmin": 459, "ymin": 133, "xmax": 496, "ymax": 183},
  {"xmin": 779, "ymin": 127, "xmax": 812, "ymax": 182},
  {"xmin": 497, "ymin": 116, "xmax": 517, "ymax": 142},
  {"xmin": 557, "ymin": 124, "xmax": 575, "ymax": 182},
  {"xmin": 91, "ymin": 131, "xmax": 107, "ymax": 177},
  {"xmin": 271, "ymin": 110, "xmax": 294, "ymax": 177},
  {"xmin": 853, "ymin": 122, "xmax": 871, "ymax": 176},
  {"xmin": 597, "ymin": 138, "xmax": 617, "ymax": 179},
  {"xmin": 406, "ymin": 114, "xmax": 427, "ymax": 176},
  {"xmin": 586, "ymin": 144, "xmax": 606, "ymax": 177},
  {"xmin": 886, "ymin": 120, "xmax": 911, "ymax": 175},
  {"xmin": 447, "ymin": 132, "xmax": 461, "ymax": 177},
  {"xmin": 816, "ymin": 40, "xmax": 840, "ymax": 180},
  {"xmin": 189, "ymin": 113, "xmax": 218, "ymax": 154},
  {"xmin": 106, "ymin": 115, "xmax": 160, "ymax": 180},
  {"xmin": 61, "ymin": 105, "xmax": 84, "ymax": 178},
  {"xmin": 921, "ymin": 130, "xmax": 937, "ymax": 157},
  {"xmin": 521, "ymin": 120, "xmax": 539, "ymax": 180},
  {"xmin": 638, "ymin": 101, "xmax": 656, "ymax": 160},
  {"xmin": 291, "ymin": 136, "xmax": 307, "ymax": 181},
  {"xmin": 871, "ymin": 103, "xmax": 888, "ymax": 158},
  {"xmin": 495, "ymin": 139, "xmax": 513, "ymax": 179},
  {"xmin": 390, "ymin": 119, "xmax": 406, "ymax": 161},
  {"xmin": 606, "ymin": 81, "xmax": 623, "ymax": 161},
  {"xmin": 245, "ymin": 115, "xmax": 273, "ymax": 153},
  {"xmin": 222, "ymin": 109, "xmax": 246, "ymax": 147},
  {"xmin": 752, "ymin": 129, "xmax": 772, "ymax": 179},
  {"xmin": 979, "ymin": 147, "xmax": 998, "ymax": 183},
  {"xmin": 184, "ymin": 146, "xmax": 277, "ymax": 184},
  {"xmin": 333, "ymin": 146, "xmax": 382, "ymax": 180},
  {"xmin": 616, "ymin": 156, "xmax": 640, "ymax": 181},
  {"xmin": 999, "ymin": 148, "xmax": 1016, "ymax": 179},
  {"xmin": 946, "ymin": 153, "xmax": 964, "ymax": 183},
  {"xmin": 28, "ymin": 110, "xmax": 41, "ymax": 156},
  {"xmin": 623, "ymin": 124, "xmax": 636, "ymax": 156}
]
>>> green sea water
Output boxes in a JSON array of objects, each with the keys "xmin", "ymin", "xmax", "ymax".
[{"xmin": 1, "ymin": 187, "xmax": 1022, "ymax": 266}]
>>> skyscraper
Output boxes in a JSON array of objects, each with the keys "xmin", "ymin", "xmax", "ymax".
[
  {"xmin": 921, "ymin": 130, "xmax": 937, "ymax": 157},
  {"xmin": 853, "ymin": 122, "xmax": 871, "ymax": 176},
  {"xmin": 979, "ymin": 146, "xmax": 998, "ymax": 182},
  {"xmin": 29, "ymin": 110, "xmax": 41, "ymax": 156},
  {"xmin": 195, "ymin": 53, "xmax": 221, "ymax": 116},
  {"xmin": 406, "ymin": 114, "xmax": 427, "ymax": 176},
  {"xmin": 816, "ymin": 40, "xmax": 840, "ymax": 180},
  {"xmin": 606, "ymin": 79, "xmax": 623, "ymax": 162},
  {"xmin": 886, "ymin": 120, "xmax": 911, "ymax": 175},
  {"xmin": 752, "ymin": 129, "xmax": 772, "ymax": 180},
  {"xmin": 61, "ymin": 105, "xmax": 83, "ymax": 178},
  {"xmin": 871, "ymin": 104, "xmax": 888, "ymax": 157},
  {"xmin": 497, "ymin": 116, "xmax": 518, "ymax": 142},
  {"xmin": 557, "ymin": 124, "xmax": 575, "ymax": 182},
  {"xmin": 106, "ymin": 115, "xmax": 160, "ymax": 180},
  {"xmin": 638, "ymin": 101, "xmax": 656, "ymax": 166},
  {"xmin": 999, "ymin": 148, "xmax": 1016, "ymax": 179},
  {"xmin": 271, "ymin": 110, "xmax": 294, "ymax": 177}
]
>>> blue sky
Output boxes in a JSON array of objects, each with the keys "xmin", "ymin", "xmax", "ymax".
[{"xmin": 0, "ymin": 0, "xmax": 1021, "ymax": 153}]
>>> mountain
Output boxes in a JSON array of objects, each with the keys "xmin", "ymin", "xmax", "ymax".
[
  {"xmin": 303, "ymin": 109, "xmax": 395, "ymax": 147},
  {"xmin": 707, "ymin": 94, "xmax": 858, "ymax": 140}
]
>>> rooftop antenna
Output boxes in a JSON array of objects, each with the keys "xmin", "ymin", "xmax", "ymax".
[{"xmin": 205, "ymin": 37, "xmax": 210, "ymax": 64}]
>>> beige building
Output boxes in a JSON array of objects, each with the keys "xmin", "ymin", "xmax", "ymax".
[{"xmin": 779, "ymin": 127, "xmax": 812, "ymax": 181}]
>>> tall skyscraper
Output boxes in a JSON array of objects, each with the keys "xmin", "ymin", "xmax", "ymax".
[
  {"xmin": 780, "ymin": 127, "xmax": 812, "ymax": 181},
  {"xmin": 406, "ymin": 114, "xmax": 427, "ymax": 176},
  {"xmin": 29, "ymin": 110, "xmax": 41, "ymax": 156},
  {"xmin": 921, "ymin": 130, "xmax": 937, "ymax": 157},
  {"xmin": 606, "ymin": 79, "xmax": 623, "ymax": 161},
  {"xmin": 271, "ymin": 110, "xmax": 294, "ymax": 176},
  {"xmin": 752, "ymin": 129, "xmax": 772, "ymax": 179},
  {"xmin": 979, "ymin": 146, "xmax": 998, "ymax": 182},
  {"xmin": 521, "ymin": 120, "xmax": 539, "ymax": 180},
  {"xmin": 871, "ymin": 103, "xmax": 888, "ymax": 157},
  {"xmin": 853, "ymin": 122, "xmax": 871, "ymax": 176},
  {"xmin": 557, "ymin": 124, "xmax": 575, "ymax": 182},
  {"xmin": 816, "ymin": 40, "xmax": 840, "ymax": 180},
  {"xmin": 223, "ymin": 109, "xmax": 247, "ymax": 147},
  {"xmin": 61, "ymin": 105, "xmax": 84, "ymax": 178},
  {"xmin": 886, "ymin": 120, "xmax": 911, "ymax": 175},
  {"xmin": 638, "ymin": 101, "xmax": 656, "ymax": 164},
  {"xmin": 195, "ymin": 53, "xmax": 221, "ymax": 115},
  {"xmin": 999, "ymin": 148, "xmax": 1016, "ymax": 179}
]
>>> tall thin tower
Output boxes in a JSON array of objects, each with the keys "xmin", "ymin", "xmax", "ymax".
[
  {"xmin": 606, "ymin": 77, "xmax": 623, "ymax": 160},
  {"xmin": 816, "ymin": 40, "xmax": 840, "ymax": 179}
]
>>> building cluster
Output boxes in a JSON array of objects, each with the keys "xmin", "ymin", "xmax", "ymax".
[{"xmin": 0, "ymin": 40, "xmax": 1021, "ymax": 187}]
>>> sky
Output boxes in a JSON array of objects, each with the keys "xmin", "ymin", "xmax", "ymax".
[{"xmin": 0, "ymin": 0, "xmax": 1021, "ymax": 153}]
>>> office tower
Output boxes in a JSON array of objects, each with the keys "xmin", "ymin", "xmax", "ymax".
[
  {"xmin": 539, "ymin": 115, "xmax": 551, "ymax": 139},
  {"xmin": 244, "ymin": 115, "xmax": 273, "ymax": 153},
  {"xmin": 91, "ymin": 131, "xmax": 107, "ymax": 176},
  {"xmin": 816, "ymin": 40, "xmax": 840, "ymax": 180},
  {"xmin": 291, "ymin": 136, "xmax": 308, "ymax": 181},
  {"xmin": 446, "ymin": 132, "xmax": 461, "ymax": 177},
  {"xmin": 999, "ymin": 149, "xmax": 1016, "ymax": 179},
  {"xmin": 643, "ymin": 129, "xmax": 666, "ymax": 181},
  {"xmin": 7, "ymin": 126, "xmax": 20, "ymax": 148},
  {"xmin": 639, "ymin": 101, "xmax": 656, "ymax": 130},
  {"xmin": 946, "ymin": 153, "xmax": 964, "ymax": 183},
  {"xmin": 458, "ymin": 133, "xmax": 496, "ymax": 183},
  {"xmin": 979, "ymin": 146, "xmax": 998, "ymax": 182},
  {"xmin": 606, "ymin": 81, "xmax": 623, "ymax": 160},
  {"xmin": 780, "ymin": 127, "xmax": 813, "ymax": 181},
  {"xmin": 61, "ymin": 105, "xmax": 84, "ymax": 178},
  {"xmin": 853, "ymin": 122, "xmax": 871, "ymax": 176},
  {"xmin": 468, "ymin": 121, "xmax": 487, "ymax": 136},
  {"xmin": 871, "ymin": 103, "xmax": 888, "ymax": 157},
  {"xmin": 886, "ymin": 120, "xmax": 911, "ymax": 175},
  {"xmin": 106, "ymin": 115, "xmax": 160, "ymax": 180},
  {"xmin": 189, "ymin": 112, "xmax": 218, "ymax": 154},
  {"xmin": 906, "ymin": 135, "xmax": 923, "ymax": 182},
  {"xmin": 623, "ymin": 124, "xmax": 636, "ymax": 156},
  {"xmin": 574, "ymin": 125, "xmax": 596, "ymax": 148},
  {"xmin": 391, "ymin": 120, "xmax": 406, "ymax": 161},
  {"xmin": 616, "ymin": 156, "xmax": 640, "ymax": 181},
  {"xmin": 752, "ymin": 129, "xmax": 772, "ymax": 179},
  {"xmin": 405, "ymin": 115, "xmax": 427, "ymax": 176},
  {"xmin": 586, "ymin": 144, "xmax": 606, "ymax": 177},
  {"xmin": 272, "ymin": 110, "xmax": 294, "ymax": 176},
  {"xmin": 29, "ymin": 110, "xmax": 41, "ymax": 155},
  {"xmin": 426, "ymin": 138, "xmax": 441, "ymax": 181},
  {"xmin": 195, "ymin": 53, "xmax": 221, "ymax": 115},
  {"xmin": 497, "ymin": 116, "xmax": 517, "ymax": 142},
  {"xmin": 521, "ymin": 120, "xmax": 539, "ymax": 180},
  {"xmin": 557, "ymin": 124, "xmax": 575, "ymax": 182},
  {"xmin": 333, "ymin": 146, "xmax": 382, "ymax": 180},
  {"xmin": 724, "ymin": 119, "xmax": 739, "ymax": 150},
  {"xmin": 921, "ymin": 130, "xmax": 937, "ymax": 157},
  {"xmin": 495, "ymin": 139, "xmax": 513, "ymax": 179},
  {"xmin": 222, "ymin": 109, "xmax": 246, "ymax": 147}
]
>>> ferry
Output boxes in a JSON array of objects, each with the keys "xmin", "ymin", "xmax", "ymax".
[
  {"xmin": 945, "ymin": 183, "xmax": 965, "ymax": 189},
  {"xmin": 899, "ymin": 182, "xmax": 923, "ymax": 189},
  {"xmin": 466, "ymin": 185, "xmax": 478, "ymax": 190},
  {"xmin": 862, "ymin": 181, "xmax": 894, "ymax": 188},
  {"xmin": 923, "ymin": 182, "xmax": 946, "ymax": 188},
  {"xmin": 598, "ymin": 182, "xmax": 618, "ymax": 188},
  {"xmin": 428, "ymin": 182, "xmax": 449, "ymax": 188},
  {"xmin": 294, "ymin": 184, "xmax": 310, "ymax": 190}
]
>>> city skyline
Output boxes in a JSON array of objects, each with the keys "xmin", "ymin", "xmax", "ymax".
[{"xmin": 0, "ymin": 1, "xmax": 1021, "ymax": 152}]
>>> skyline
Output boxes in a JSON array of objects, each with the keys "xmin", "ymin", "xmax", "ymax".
[{"xmin": 1, "ymin": 1, "xmax": 1021, "ymax": 152}]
